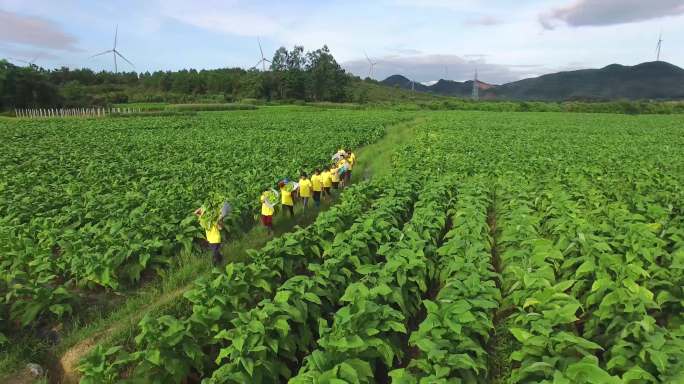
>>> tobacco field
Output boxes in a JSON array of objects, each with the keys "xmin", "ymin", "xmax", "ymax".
[
  {"xmin": 0, "ymin": 108, "xmax": 405, "ymax": 335},
  {"xmin": 2, "ymin": 109, "xmax": 684, "ymax": 384}
]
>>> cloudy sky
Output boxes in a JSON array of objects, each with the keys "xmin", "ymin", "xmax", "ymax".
[{"xmin": 1, "ymin": 0, "xmax": 683, "ymax": 84}]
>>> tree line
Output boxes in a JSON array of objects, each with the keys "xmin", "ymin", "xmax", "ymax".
[{"xmin": 0, "ymin": 45, "xmax": 357, "ymax": 111}]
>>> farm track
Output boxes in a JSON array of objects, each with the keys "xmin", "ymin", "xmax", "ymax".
[{"xmin": 486, "ymin": 187, "xmax": 512, "ymax": 384}]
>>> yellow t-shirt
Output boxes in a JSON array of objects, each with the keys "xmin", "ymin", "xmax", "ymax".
[
  {"xmin": 322, "ymin": 171, "xmax": 333, "ymax": 187},
  {"xmin": 331, "ymin": 168, "xmax": 340, "ymax": 182},
  {"xmin": 280, "ymin": 187, "xmax": 293, "ymax": 206},
  {"xmin": 349, "ymin": 154, "xmax": 356, "ymax": 169},
  {"xmin": 311, "ymin": 174, "xmax": 323, "ymax": 192},
  {"xmin": 261, "ymin": 193, "xmax": 274, "ymax": 216},
  {"xmin": 206, "ymin": 224, "xmax": 221, "ymax": 244},
  {"xmin": 299, "ymin": 179, "xmax": 312, "ymax": 197}
]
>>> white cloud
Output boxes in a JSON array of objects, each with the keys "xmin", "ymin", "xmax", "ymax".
[
  {"xmin": 464, "ymin": 15, "xmax": 504, "ymax": 26},
  {"xmin": 158, "ymin": 0, "xmax": 281, "ymax": 37},
  {"xmin": 0, "ymin": 10, "xmax": 79, "ymax": 51},
  {"xmin": 540, "ymin": 0, "xmax": 684, "ymax": 29}
]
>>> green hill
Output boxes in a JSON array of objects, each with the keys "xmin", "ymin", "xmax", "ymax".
[
  {"xmin": 381, "ymin": 61, "xmax": 684, "ymax": 101},
  {"xmin": 488, "ymin": 61, "xmax": 684, "ymax": 100}
]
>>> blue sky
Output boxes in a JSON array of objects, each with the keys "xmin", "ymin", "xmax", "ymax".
[{"xmin": 1, "ymin": 0, "xmax": 683, "ymax": 84}]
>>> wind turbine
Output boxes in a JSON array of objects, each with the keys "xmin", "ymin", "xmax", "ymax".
[
  {"xmin": 364, "ymin": 51, "xmax": 377, "ymax": 78},
  {"xmin": 656, "ymin": 32, "xmax": 663, "ymax": 61},
  {"xmin": 251, "ymin": 37, "xmax": 271, "ymax": 71},
  {"xmin": 91, "ymin": 25, "xmax": 135, "ymax": 73}
]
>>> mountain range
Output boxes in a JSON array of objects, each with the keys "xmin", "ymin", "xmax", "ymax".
[{"xmin": 381, "ymin": 61, "xmax": 684, "ymax": 101}]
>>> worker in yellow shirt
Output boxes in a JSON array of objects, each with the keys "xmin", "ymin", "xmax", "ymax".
[
  {"xmin": 337, "ymin": 157, "xmax": 350, "ymax": 189},
  {"xmin": 345, "ymin": 150, "xmax": 356, "ymax": 184},
  {"xmin": 311, "ymin": 169, "xmax": 323, "ymax": 208},
  {"xmin": 194, "ymin": 203, "xmax": 229, "ymax": 265},
  {"xmin": 321, "ymin": 167, "xmax": 333, "ymax": 199},
  {"xmin": 299, "ymin": 173, "xmax": 313, "ymax": 209},
  {"xmin": 331, "ymin": 164, "xmax": 341, "ymax": 190},
  {"xmin": 260, "ymin": 189, "xmax": 276, "ymax": 235},
  {"xmin": 279, "ymin": 180, "xmax": 295, "ymax": 217}
]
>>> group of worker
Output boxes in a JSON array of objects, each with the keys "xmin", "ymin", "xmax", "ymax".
[
  {"xmin": 194, "ymin": 148, "xmax": 356, "ymax": 265},
  {"xmin": 259, "ymin": 148, "xmax": 356, "ymax": 234}
]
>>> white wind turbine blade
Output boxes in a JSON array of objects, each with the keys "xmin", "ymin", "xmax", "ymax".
[
  {"xmin": 8, "ymin": 57, "xmax": 29, "ymax": 64},
  {"xmin": 30, "ymin": 53, "xmax": 41, "ymax": 65},
  {"xmin": 258, "ymin": 37, "xmax": 265, "ymax": 60},
  {"xmin": 364, "ymin": 51, "xmax": 373, "ymax": 77},
  {"xmin": 90, "ymin": 50, "xmax": 113, "ymax": 58},
  {"xmin": 257, "ymin": 38, "xmax": 268, "ymax": 71},
  {"xmin": 114, "ymin": 24, "xmax": 118, "ymax": 50},
  {"xmin": 115, "ymin": 51, "xmax": 135, "ymax": 68}
]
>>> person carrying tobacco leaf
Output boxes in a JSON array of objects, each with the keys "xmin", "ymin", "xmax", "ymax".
[
  {"xmin": 321, "ymin": 167, "xmax": 333, "ymax": 200},
  {"xmin": 298, "ymin": 172, "xmax": 313, "ymax": 209},
  {"xmin": 260, "ymin": 188, "xmax": 277, "ymax": 235},
  {"xmin": 279, "ymin": 179, "xmax": 296, "ymax": 217},
  {"xmin": 194, "ymin": 199, "xmax": 231, "ymax": 265},
  {"xmin": 311, "ymin": 169, "xmax": 323, "ymax": 208}
]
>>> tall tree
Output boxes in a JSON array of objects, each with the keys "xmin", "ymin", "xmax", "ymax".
[{"xmin": 305, "ymin": 45, "xmax": 348, "ymax": 101}]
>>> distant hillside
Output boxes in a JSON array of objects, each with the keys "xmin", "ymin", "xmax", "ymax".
[
  {"xmin": 347, "ymin": 78, "xmax": 443, "ymax": 103},
  {"xmin": 381, "ymin": 75, "xmax": 493, "ymax": 97},
  {"xmin": 490, "ymin": 61, "xmax": 684, "ymax": 100},
  {"xmin": 382, "ymin": 61, "xmax": 684, "ymax": 101},
  {"xmin": 381, "ymin": 75, "xmax": 431, "ymax": 92}
]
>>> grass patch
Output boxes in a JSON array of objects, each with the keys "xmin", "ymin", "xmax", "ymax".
[
  {"xmin": 109, "ymin": 110, "xmax": 197, "ymax": 118},
  {"xmin": 352, "ymin": 117, "xmax": 422, "ymax": 181},
  {"xmin": 169, "ymin": 103, "xmax": 257, "ymax": 112}
]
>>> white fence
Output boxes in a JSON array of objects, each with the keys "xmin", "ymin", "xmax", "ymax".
[{"xmin": 13, "ymin": 107, "xmax": 142, "ymax": 119}]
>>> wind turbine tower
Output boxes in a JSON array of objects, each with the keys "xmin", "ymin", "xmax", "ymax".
[
  {"xmin": 656, "ymin": 33, "xmax": 663, "ymax": 61},
  {"xmin": 91, "ymin": 25, "xmax": 135, "ymax": 73},
  {"xmin": 472, "ymin": 69, "xmax": 479, "ymax": 101}
]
